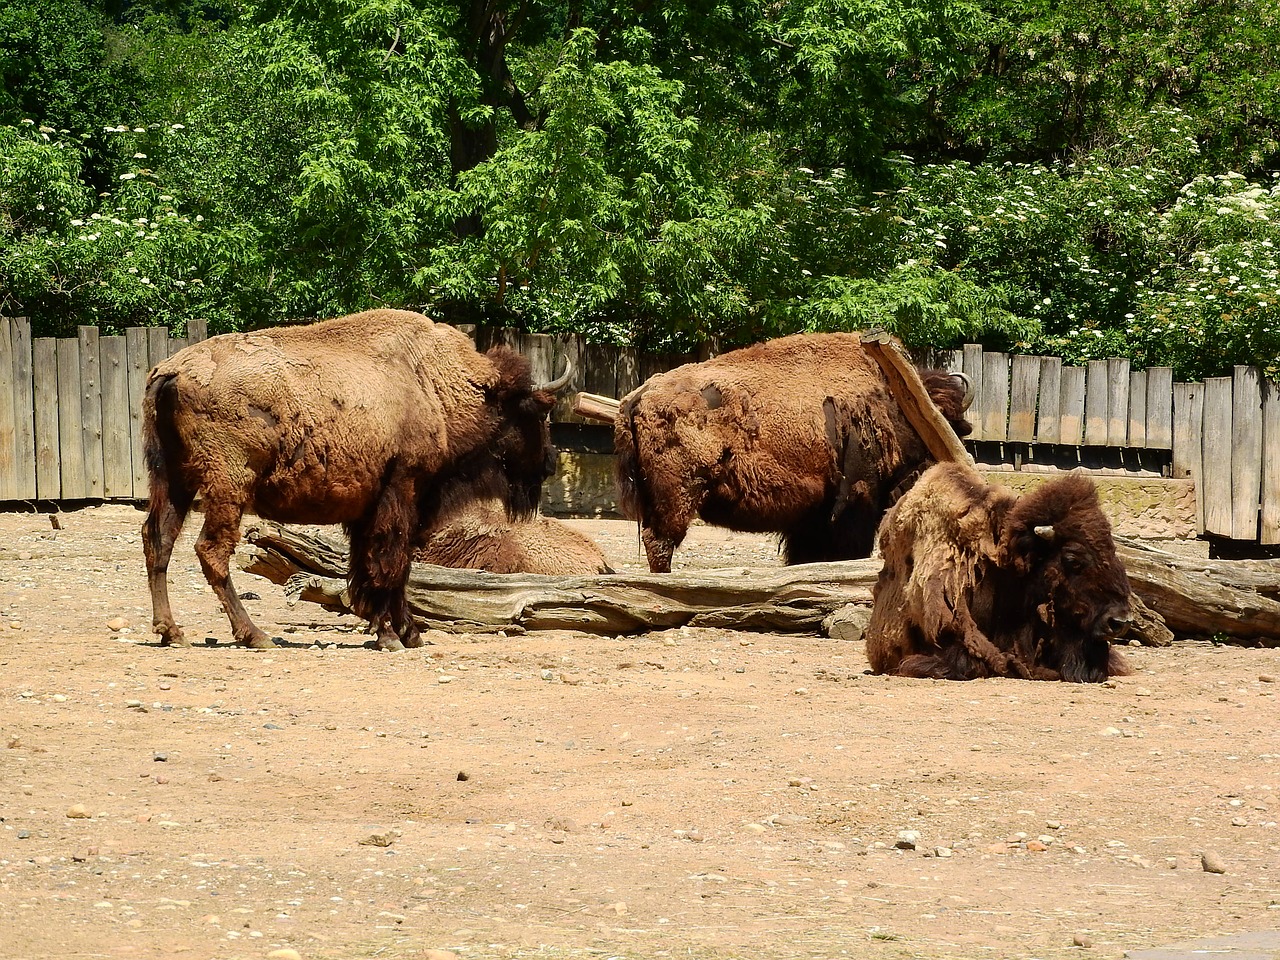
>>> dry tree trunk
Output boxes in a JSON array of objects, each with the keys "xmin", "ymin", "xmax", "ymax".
[{"xmin": 239, "ymin": 523, "xmax": 1280, "ymax": 645}]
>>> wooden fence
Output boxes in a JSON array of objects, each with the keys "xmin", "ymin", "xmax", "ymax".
[{"xmin": 0, "ymin": 317, "xmax": 1276, "ymax": 543}]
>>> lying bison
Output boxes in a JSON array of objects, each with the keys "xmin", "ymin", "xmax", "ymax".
[
  {"xmin": 416, "ymin": 500, "xmax": 612, "ymax": 575},
  {"xmin": 866, "ymin": 463, "xmax": 1133, "ymax": 682},
  {"xmin": 614, "ymin": 332, "xmax": 972, "ymax": 572},
  {"xmin": 142, "ymin": 309, "xmax": 568, "ymax": 652}
]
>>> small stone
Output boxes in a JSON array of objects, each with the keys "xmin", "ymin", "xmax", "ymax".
[
  {"xmin": 611, "ymin": 902, "xmax": 627, "ymax": 916},
  {"xmin": 540, "ymin": 669, "xmax": 555, "ymax": 681},
  {"xmin": 154, "ymin": 752, "xmax": 168, "ymax": 762},
  {"xmin": 106, "ymin": 617, "xmax": 128, "ymax": 632},
  {"xmin": 895, "ymin": 830, "xmax": 920, "ymax": 850},
  {"xmin": 1200, "ymin": 850, "xmax": 1227, "ymax": 874},
  {"xmin": 154, "ymin": 775, "xmax": 169, "ymax": 784},
  {"xmin": 267, "ymin": 950, "xmax": 303, "ymax": 960},
  {"xmin": 1232, "ymin": 817, "xmax": 1248, "ymax": 827},
  {"xmin": 263, "ymin": 723, "xmax": 283, "ymax": 730},
  {"xmin": 934, "ymin": 846, "xmax": 953, "ymax": 858},
  {"xmin": 457, "ymin": 771, "xmax": 470, "ymax": 782},
  {"xmin": 686, "ymin": 830, "xmax": 705, "ymax": 842},
  {"xmin": 1260, "ymin": 674, "xmax": 1277, "ymax": 683},
  {"xmin": 1026, "ymin": 840, "xmax": 1048, "ymax": 852},
  {"xmin": 359, "ymin": 829, "xmax": 401, "ymax": 848},
  {"xmin": 1073, "ymin": 934, "xmax": 1093, "ymax": 948},
  {"xmin": 66, "ymin": 804, "xmax": 91, "ymax": 819},
  {"xmin": 436, "ymin": 675, "xmax": 454, "ymax": 684},
  {"xmin": 17, "ymin": 830, "xmax": 30, "ymax": 839}
]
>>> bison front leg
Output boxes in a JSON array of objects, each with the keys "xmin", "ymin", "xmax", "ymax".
[
  {"xmin": 194, "ymin": 501, "xmax": 277, "ymax": 650},
  {"xmin": 347, "ymin": 477, "xmax": 419, "ymax": 652}
]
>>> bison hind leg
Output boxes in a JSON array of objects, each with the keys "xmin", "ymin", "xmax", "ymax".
[
  {"xmin": 142, "ymin": 474, "xmax": 195, "ymax": 646},
  {"xmin": 897, "ymin": 645, "xmax": 1002, "ymax": 681},
  {"xmin": 194, "ymin": 497, "xmax": 276, "ymax": 649}
]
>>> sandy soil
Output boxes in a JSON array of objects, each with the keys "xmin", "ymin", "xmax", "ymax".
[{"xmin": 1, "ymin": 503, "xmax": 1278, "ymax": 960}]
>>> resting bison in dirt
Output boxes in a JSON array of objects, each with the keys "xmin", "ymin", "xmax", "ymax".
[
  {"xmin": 866, "ymin": 463, "xmax": 1133, "ymax": 682},
  {"xmin": 415, "ymin": 500, "xmax": 612, "ymax": 575},
  {"xmin": 614, "ymin": 332, "xmax": 972, "ymax": 572},
  {"xmin": 142, "ymin": 309, "xmax": 568, "ymax": 652}
]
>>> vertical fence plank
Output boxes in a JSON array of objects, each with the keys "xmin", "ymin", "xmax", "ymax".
[
  {"xmin": 979, "ymin": 351, "xmax": 1009, "ymax": 441},
  {"xmin": 1172, "ymin": 383, "xmax": 1203, "ymax": 480},
  {"xmin": 551, "ymin": 334, "xmax": 585, "ymax": 423},
  {"xmin": 616, "ymin": 347, "xmax": 640, "ymax": 398},
  {"xmin": 167, "ymin": 337, "xmax": 188, "ymax": 357},
  {"xmin": 1231, "ymin": 366, "xmax": 1263, "ymax": 541},
  {"xmin": 0, "ymin": 318, "xmax": 14, "ymax": 499},
  {"xmin": 100, "ymin": 336, "xmax": 133, "ymax": 497},
  {"xmin": 1106, "ymin": 358, "xmax": 1130, "ymax": 446},
  {"xmin": 1083, "ymin": 361, "xmax": 1109, "ymax": 446},
  {"xmin": 1035, "ymin": 357, "xmax": 1061, "ymax": 444},
  {"xmin": 1145, "ymin": 367, "xmax": 1174, "ymax": 450},
  {"xmin": 78, "ymin": 326, "xmax": 105, "ymax": 498},
  {"xmin": 147, "ymin": 326, "xmax": 170, "ymax": 369},
  {"xmin": 1127, "ymin": 369, "xmax": 1148, "ymax": 449},
  {"xmin": 33, "ymin": 338, "xmax": 60, "ymax": 499},
  {"xmin": 961, "ymin": 344, "xmax": 985, "ymax": 441},
  {"xmin": 56, "ymin": 338, "xmax": 87, "ymax": 498},
  {"xmin": 11, "ymin": 318, "xmax": 36, "ymax": 499},
  {"xmin": 1171, "ymin": 380, "xmax": 1204, "ymax": 534},
  {"xmin": 186, "ymin": 317, "xmax": 208, "ymax": 343},
  {"xmin": 638, "ymin": 349, "xmax": 667, "ymax": 385},
  {"xmin": 1262, "ymin": 381, "xmax": 1280, "ymax": 545},
  {"xmin": 582, "ymin": 342, "xmax": 618, "ymax": 399},
  {"xmin": 126, "ymin": 328, "xmax": 150, "ymax": 497},
  {"xmin": 1007, "ymin": 355, "xmax": 1040, "ymax": 443},
  {"xmin": 1201, "ymin": 377, "xmax": 1234, "ymax": 537},
  {"xmin": 1059, "ymin": 366, "xmax": 1086, "ymax": 446}
]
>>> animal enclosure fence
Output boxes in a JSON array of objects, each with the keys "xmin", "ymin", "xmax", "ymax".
[{"xmin": 0, "ymin": 317, "xmax": 1276, "ymax": 544}]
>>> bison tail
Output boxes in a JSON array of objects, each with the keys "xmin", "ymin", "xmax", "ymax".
[
  {"xmin": 142, "ymin": 373, "xmax": 189, "ymax": 509},
  {"xmin": 614, "ymin": 395, "xmax": 647, "ymax": 523}
]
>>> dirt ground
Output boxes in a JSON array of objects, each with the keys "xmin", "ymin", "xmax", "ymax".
[{"xmin": 2, "ymin": 503, "xmax": 1278, "ymax": 960}]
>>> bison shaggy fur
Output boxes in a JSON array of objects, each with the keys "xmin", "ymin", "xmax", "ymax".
[
  {"xmin": 415, "ymin": 500, "xmax": 613, "ymax": 575},
  {"xmin": 865, "ymin": 462, "xmax": 1133, "ymax": 682},
  {"xmin": 614, "ymin": 332, "xmax": 971, "ymax": 572},
  {"xmin": 142, "ymin": 309, "xmax": 562, "ymax": 652}
]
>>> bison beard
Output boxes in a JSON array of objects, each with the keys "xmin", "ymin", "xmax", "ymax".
[
  {"xmin": 613, "ymin": 333, "xmax": 973, "ymax": 573},
  {"xmin": 141, "ymin": 309, "xmax": 563, "ymax": 652},
  {"xmin": 865, "ymin": 463, "xmax": 1132, "ymax": 683}
]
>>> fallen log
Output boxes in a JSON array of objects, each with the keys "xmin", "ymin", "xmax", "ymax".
[
  {"xmin": 573, "ymin": 391, "xmax": 621, "ymax": 424},
  {"xmin": 240, "ymin": 523, "xmax": 1280, "ymax": 645}
]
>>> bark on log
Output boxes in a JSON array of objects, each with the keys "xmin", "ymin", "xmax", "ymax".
[
  {"xmin": 573, "ymin": 391, "xmax": 622, "ymax": 424},
  {"xmin": 239, "ymin": 523, "xmax": 1280, "ymax": 645}
]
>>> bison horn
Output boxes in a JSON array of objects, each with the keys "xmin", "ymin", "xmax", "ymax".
[
  {"xmin": 949, "ymin": 370, "xmax": 975, "ymax": 411},
  {"xmin": 539, "ymin": 357, "xmax": 574, "ymax": 393},
  {"xmin": 1034, "ymin": 524, "xmax": 1056, "ymax": 541}
]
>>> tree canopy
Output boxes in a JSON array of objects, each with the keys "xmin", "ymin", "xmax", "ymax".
[{"xmin": 2, "ymin": 0, "xmax": 1278, "ymax": 379}]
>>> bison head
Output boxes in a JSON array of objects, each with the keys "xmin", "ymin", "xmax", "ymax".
[
  {"xmin": 484, "ymin": 347, "xmax": 571, "ymax": 520},
  {"xmin": 921, "ymin": 371, "xmax": 974, "ymax": 438},
  {"xmin": 998, "ymin": 474, "xmax": 1132, "ymax": 682}
]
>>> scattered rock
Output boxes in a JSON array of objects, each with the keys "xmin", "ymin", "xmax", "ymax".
[
  {"xmin": 456, "ymin": 770, "xmax": 470, "ymax": 782},
  {"xmin": 154, "ymin": 752, "xmax": 168, "ymax": 762},
  {"xmin": 106, "ymin": 617, "xmax": 128, "ymax": 632},
  {"xmin": 1260, "ymin": 674, "xmax": 1277, "ymax": 683},
  {"xmin": 66, "ymin": 804, "xmax": 91, "ymax": 819},
  {"xmin": 1200, "ymin": 850, "xmax": 1227, "ymax": 874},
  {"xmin": 934, "ymin": 846, "xmax": 953, "ymax": 858},
  {"xmin": 359, "ymin": 829, "xmax": 401, "ymax": 848},
  {"xmin": 895, "ymin": 830, "xmax": 920, "ymax": 850},
  {"xmin": 1073, "ymin": 934, "xmax": 1093, "ymax": 948},
  {"xmin": 823, "ymin": 603, "xmax": 872, "ymax": 642}
]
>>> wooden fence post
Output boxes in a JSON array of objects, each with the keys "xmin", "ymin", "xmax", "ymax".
[
  {"xmin": 1145, "ymin": 367, "xmax": 1174, "ymax": 450},
  {"xmin": 100, "ymin": 335, "xmax": 133, "ymax": 497},
  {"xmin": 1106, "ymin": 357, "xmax": 1130, "ymax": 446},
  {"xmin": 78, "ymin": 326, "xmax": 105, "ymax": 498},
  {"xmin": 1262, "ymin": 381, "xmax": 1280, "ymax": 545},
  {"xmin": 1127, "ymin": 368, "xmax": 1148, "ymax": 449},
  {"xmin": 126, "ymin": 327, "xmax": 150, "ymax": 497},
  {"xmin": 1007, "ymin": 355, "xmax": 1040, "ymax": 443},
  {"xmin": 961, "ymin": 344, "xmax": 984, "ymax": 440},
  {"xmin": 0, "ymin": 317, "xmax": 14, "ymax": 500},
  {"xmin": 1231, "ymin": 366, "xmax": 1263, "ymax": 541},
  {"xmin": 1059, "ymin": 365, "xmax": 1086, "ymax": 445},
  {"xmin": 1036, "ymin": 357, "xmax": 1062, "ymax": 444},
  {"xmin": 1084, "ymin": 360, "xmax": 1109, "ymax": 446},
  {"xmin": 33, "ymin": 338, "xmax": 60, "ymax": 499},
  {"xmin": 10, "ymin": 318, "xmax": 36, "ymax": 499},
  {"xmin": 1201, "ymin": 377, "xmax": 1234, "ymax": 537}
]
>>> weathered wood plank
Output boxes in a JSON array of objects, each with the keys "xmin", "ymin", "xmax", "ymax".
[
  {"xmin": 186, "ymin": 317, "xmax": 208, "ymax": 343},
  {"xmin": 1262, "ymin": 382, "xmax": 1280, "ymax": 545},
  {"xmin": 0, "ymin": 318, "xmax": 14, "ymax": 499},
  {"xmin": 1007, "ymin": 355, "xmax": 1041, "ymax": 443},
  {"xmin": 78, "ymin": 326, "xmax": 105, "ymax": 498},
  {"xmin": 961, "ymin": 344, "xmax": 984, "ymax": 440},
  {"xmin": 1201, "ymin": 377, "xmax": 1234, "ymax": 537},
  {"xmin": 1059, "ymin": 365, "xmax": 1086, "ymax": 446},
  {"xmin": 1145, "ymin": 366, "xmax": 1174, "ymax": 450},
  {"xmin": 1083, "ymin": 360, "xmax": 1109, "ymax": 446},
  {"xmin": 1172, "ymin": 383, "xmax": 1203, "ymax": 480},
  {"xmin": 167, "ymin": 336, "xmax": 188, "ymax": 357},
  {"xmin": 1127, "ymin": 369, "xmax": 1148, "ymax": 449},
  {"xmin": 147, "ymin": 326, "xmax": 170, "ymax": 369},
  {"xmin": 10, "ymin": 318, "xmax": 36, "ymax": 499},
  {"xmin": 56, "ymin": 338, "xmax": 87, "ymax": 498},
  {"xmin": 100, "ymin": 336, "xmax": 133, "ymax": 497},
  {"xmin": 1035, "ymin": 357, "xmax": 1062, "ymax": 444},
  {"xmin": 980, "ymin": 351, "xmax": 1009, "ymax": 442},
  {"xmin": 126, "ymin": 328, "xmax": 150, "ymax": 497},
  {"xmin": 520, "ymin": 332, "xmax": 557, "ymax": 388},
  {"xmin": 1106, "ymin": 358, "xmax": 1130, "ymax": 446},
  {"xmin": 551, "ymin": 335, "xmax": 585, "ymax": 423},
  {"xmin": 582, "ymin": 342, "xmax": 617, "ymax": 399},
  {"xmin": 1231, "ymin": 366, "xmax": 1263, "ymax": 541},
  {"xmin": 615, "ymin": 347, "xmax": 640, "ymax": 397},
  {"xmin": 33, "ymin": 339, "xmax": 61, "ymax": 499}
]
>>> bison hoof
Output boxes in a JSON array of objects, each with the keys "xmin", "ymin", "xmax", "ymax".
[
  {"xmin": 236, "ymin": 633, "xmax": 279, "ymax": 650},
  {"xmin": 156, "ymin": 624, "xmax": 189, "ymax": 647},
  {"xmin": 402, "ymin": 631, "xmax": 425, "ymax": 649},
  {"xmin": 376, "ymin": 635, "xmax": 406, "ymax": 653}
]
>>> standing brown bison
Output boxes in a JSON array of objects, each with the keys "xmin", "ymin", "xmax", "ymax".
[
  {"xmin": 614, "ymin": 332, "xmax": 972, "ymax": 572},
  {"xmin": 866, "ymin": 463, "xmax": 1133, "ymax": 682},
  {"xmin": 142, "ymin": 309, "xmax": 568, "ymax": 652}
]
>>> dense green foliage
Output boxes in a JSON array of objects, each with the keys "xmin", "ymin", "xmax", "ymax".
[{"xmin": 1, "ymin": 0, "xmax": 1277, "ymax": 378}]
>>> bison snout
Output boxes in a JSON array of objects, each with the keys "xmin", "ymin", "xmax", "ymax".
[{"xmin": 1096, "ymin": 603, "xmax": 1133, "ymax": 640}]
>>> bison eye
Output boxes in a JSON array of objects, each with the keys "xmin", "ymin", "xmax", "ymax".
[{"xmin": 1061, "ymin": 549, "xmax": 1088, "ymax": 573}]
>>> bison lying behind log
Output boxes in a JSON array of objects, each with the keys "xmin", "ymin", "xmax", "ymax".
[
  {"xmin": 614, "ymin": 332, "xmax": 972, "ymax": 572},
  {"xmin": 142, "ymin": 309, "xmax": 568, "ymax": 652},
  {"xmin": 415, "ymin": 500, "xmax": 612, "ymax": 575},
  {"xmin": 866, "ymin": 463, "xmax": 1133, "ymax": 682}
]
